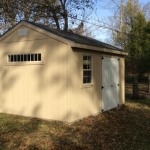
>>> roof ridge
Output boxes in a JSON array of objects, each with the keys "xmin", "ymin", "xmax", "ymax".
[
  {"xmin": 1, "ymin": 20, "xmax": 124, "ymax": 51},
  {"xmin": 30, "ymin": 21, "xmax": 123, "ymax": 51}
]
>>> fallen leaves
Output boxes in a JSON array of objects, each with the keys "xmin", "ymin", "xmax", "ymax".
[{"xmin": 0, "ymin": 98, "xmax": 150, "ymax": 150}]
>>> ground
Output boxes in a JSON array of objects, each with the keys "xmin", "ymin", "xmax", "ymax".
[{"xmin": 0, "ymin": 84, "xmax": 150, "ymax": 150}]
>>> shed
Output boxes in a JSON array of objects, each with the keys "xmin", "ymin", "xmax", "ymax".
[{"xmin": 0, "ymin": 21, "xmax": 128, "ymax": 123}]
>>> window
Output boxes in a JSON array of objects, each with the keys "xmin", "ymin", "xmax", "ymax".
[
  {"xmin": 83, "ymin": 55, "xmax": 92, "ymax": 84},
  {"xmin": 8, "ymin": 53, "xmax": 41, "ymax": 62}
]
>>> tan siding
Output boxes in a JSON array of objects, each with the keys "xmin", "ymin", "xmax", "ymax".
[
  {"xmin": 1, "ymin": 25, "xmax": 48, "ymax": 43},
  {"xmin": 0, "ymin": 23, "xmax": 126, "ymax": 123},
  {"xmin": 0, "ymin": 36, "xmax": 70, "ymax": 122},
  {"xmin": 67, "ymin": 47, "xmax": 71, "ymax": 122},
  {"xmin": 69, "ymin": 50, "xmax": 125, "ymax": 122},
  {"xmin": 119, "ymin": 57, "xmax": 125, "ymax": 104},
  {"xmin": 70, "ymin": 50, "xmax": 102, "ymax": 122},
  {"xmin": 44, "ymin": 38, "xmax": 69, "ymax": 121},
  {"xmin": 82, "ymin": 55, "xmax": 101, "ymax": 117},
  {"xmin": 70, "ymin": 50, "xmax": 82, "ymax": 121}
]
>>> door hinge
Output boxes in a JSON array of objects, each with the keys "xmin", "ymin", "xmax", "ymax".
[
  {"xmin": 118, "ymin": 58, "xmax": 120, "ymax": 61},
  {"xmin": 102, "ymin": 57, "xmax": 104, "ymax": 60},
  {"xmin": 102, "ymin": 86, "xmax": 104, "ymax": 89},
  {"xmin": 118, "ymin": 84, "xmax": 119, "ymax": 86}
]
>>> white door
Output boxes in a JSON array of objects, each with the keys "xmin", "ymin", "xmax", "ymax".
[{"xmin": 102, "ymin": 57, "xmax": 119, "ymax": 111}]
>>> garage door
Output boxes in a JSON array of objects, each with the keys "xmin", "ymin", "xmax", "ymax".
[{"xmin": 102, "ymin": 57, "xmax": 119, "ymax": 111}]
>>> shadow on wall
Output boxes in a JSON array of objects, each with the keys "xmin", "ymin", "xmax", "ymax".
[
  {"xmin": 0, "ymin": 38, "xmax": 47, "ymax": 115},
  {"xmin": 0, "ymin": 33, "xmax": 120, "ymax": 123}
]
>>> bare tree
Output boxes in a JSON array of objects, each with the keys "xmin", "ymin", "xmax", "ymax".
[
  {"xmin": 142, "ymin": 2, "xmax": 150, "ymax": 21},
  {"xmin": 0, "ymin": 0, "xmax": 20, "ymax": 31},
  {"xmin": 0, "ymin": 0, "xmax": 97, "ymax": 34}
]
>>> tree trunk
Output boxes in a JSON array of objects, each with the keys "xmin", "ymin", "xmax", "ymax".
[
  {"xmin": 59, "ymin": 0, "xmax": 68, "ymax": 31},
  {"xmin": 148, "ymin": 73, "xmax": 150, "ymax": 93},
  {"xmin": 63, "ymin": 13, "xmax": 68, "ymax": 31},
  {"xmin": 132, "ymin": 74, "xmax": 139, "ymax": 99},
  {"xmin": 120, "ymin": 0, "xmax": 123, "ymax": 48},
  {"xmin": 53, "ymin": 13, "xmax": 60, "ymax": 30}
]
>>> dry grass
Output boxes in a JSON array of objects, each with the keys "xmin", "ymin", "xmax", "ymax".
[
  {"xmin": 0, "ymin": 84, "xmax": 150, "ymax": 150},
  {"xmin": 126, "ymin": 83, "xmax": 148, "ymax": 97}
]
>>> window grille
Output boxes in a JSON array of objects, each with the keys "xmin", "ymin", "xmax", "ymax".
[
  {"xmin": 8, "ymin": 53, "xmax": 41, "ymax": 62},
  {"xmin": 83, "ymin": 55, "xmax": 92, "ymax": 84}
]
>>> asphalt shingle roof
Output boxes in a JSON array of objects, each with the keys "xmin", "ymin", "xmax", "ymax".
[
  {"xmin": 1, "ymin": 20, "xmax": 124, "ymax": 51},
  {"xmin": 27, "ymin": 21, "xmax": 123, "ymax": 51}
]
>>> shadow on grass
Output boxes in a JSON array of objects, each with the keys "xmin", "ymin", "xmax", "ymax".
[
  {"xmin": 126, "ymin": 98, "xmax": 150, "ymax": 108},
  {"xmin": 47, "ymin": 103, "xmax": 150, "ymax": 150},
  {"xmin": 0, "ymin": 100, "xmax": 150, "ymax": 150}
]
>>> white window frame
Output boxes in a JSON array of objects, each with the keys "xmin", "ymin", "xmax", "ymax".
[
  {"xmin": 83, "ymin": 55, "xmax": 92, "ymax": 85},
  {"xmin": 6, "ymin": 51, "xmax": 44, "ymax": 66},
  {"xmin": 7, "ymin": 53, "xmax": 42, "ymax": 63}
]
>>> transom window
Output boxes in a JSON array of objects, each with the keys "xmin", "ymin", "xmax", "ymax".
[
  {"xmin": 8, "ymin": 53, "xmax": 41, "ymax": 62},
  {"xmin": 83, "ymin": 55, "xmax": 92, "ymax": 84}
]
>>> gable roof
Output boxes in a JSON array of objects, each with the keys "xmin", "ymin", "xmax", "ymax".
[
  {"xmin": 28, "ymin": 21, "xmax": 121, "ymax": 51},
  {"xmin": 0, "ymin": 21, "xmax": 128, "ymax": 56}
]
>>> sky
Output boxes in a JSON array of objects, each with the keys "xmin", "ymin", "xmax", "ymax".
[
  {"xmin": 139, "ymin": 0, "xmax": 150, "ymax": 4},
  {"xmin": 95, "ymin": 0, "xmax": 150, "ymax": 19},
  {"xmin": 88, "ymin": 0, "xmax": 150, "ymax": 42}
]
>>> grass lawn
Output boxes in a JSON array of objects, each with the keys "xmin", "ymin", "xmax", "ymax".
[{"xmin": 0, "ymin": 84, "xmax": 150, "ymax": 150}]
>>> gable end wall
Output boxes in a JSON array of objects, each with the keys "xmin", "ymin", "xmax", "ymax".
[{"xmin": 0, "ymin": 26, "xmax": 71, "ymax": 122}]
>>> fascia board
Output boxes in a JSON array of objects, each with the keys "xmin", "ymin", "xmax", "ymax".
[
  {"xmin": 0, "ymin": 21, "xmax": 128, "ymax": 56},
  {"xmin": 0, "ymin": 21, "xmax": 76, "ymax": 46},
  {"xmin": 72, "ymin": 43, "xmax": 128, "ymax": 56},
  {"xmin": 0, "ymin": 22, "xmax": 25, "ymax": 42}
]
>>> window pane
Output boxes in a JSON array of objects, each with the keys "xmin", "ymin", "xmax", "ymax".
[
  {"xmin": 83, "ymin": 55, "xmax": 92, "ymax": 84},
  {"xmin": 83, "ymin": 71, "xmax": 91, "ymax": 77},
  {"xmin": 24, "ymin": 55, "xmax": 27, "ymax": 61},
  {"xmin": 8, "ymin": 53, "xmax": 42, "ymax": 63},
  {"xmin": 21, "ymin": 55, "xmax": 23, "ymax": 61},
  {"xmin": 87, "ymin": 77, "xmax": 91, "ymax": 83},
  {"xmin": 11, "ymin": 55, "xmax": 13, "ymax": 62},
  {"xmin": 28, "ymin": 54, "xmax": 30, "ymax": 61},
  {"xmin": 83, "ymin": 56, "xmax": 87, "ymax": 60},
  {"xmin": 35, "ymin": 54, "xmax": 37, "ymax": 61},
  {"xmin": 31, "ymin": 54, "xmax": 34, "ymax": 61},
  {"xmin": 83, "ymin": 77, "xmax": 87, "ymax": 83},
  {"xmin": 83, "ymin": 60, "xmax": 89, "ymax": 65},
  {"xmin": 88, "ymin": 56, "xmax": 92, "ymax": 62},
  {"xmin": 38, "ymin": 54, "xmax": 41, "ymax": 61},
  {"xmin": 83, "ymin": 64, "xmax": 88, "ymax": 69},
  {"xmin": 83, "ymin": 77, "xmax": 91, "ymax": 84},
  {"xmin": 18, "ymin": 55, "xmax": 20, "ymax": 62},
  {"xmin": 14, "ymin": 55, "xmax": 17, "ymax": 62},
  {"xmin": 87, "ymin": 64, "xmax": 92, "ymax": 69}
]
